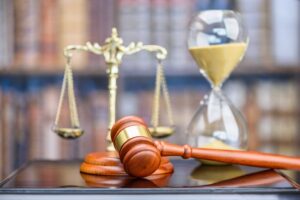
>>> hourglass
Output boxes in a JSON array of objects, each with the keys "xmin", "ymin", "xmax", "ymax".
[{"xmin": 187, "ymin": 10, "xmax": 248, "ymax": 164}]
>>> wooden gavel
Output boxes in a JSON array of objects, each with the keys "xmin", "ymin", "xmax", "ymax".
[{"xmin": 111, "ymin": 116, "xmax": 300, "ymax": 178}]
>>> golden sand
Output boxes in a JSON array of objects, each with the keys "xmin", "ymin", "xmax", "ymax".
[{"xmin": 189, "ymin": 43, "xmax": 247, "ymax": 86}]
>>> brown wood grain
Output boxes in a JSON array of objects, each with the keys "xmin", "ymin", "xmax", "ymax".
[{"xmin": 155, "ymin": 141, "xmax": 300, "ymax": 171}]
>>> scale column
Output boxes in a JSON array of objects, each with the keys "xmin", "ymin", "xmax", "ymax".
[{"xmin": 106, "ymin": 63, "xmax": 119, "ymax": 151}]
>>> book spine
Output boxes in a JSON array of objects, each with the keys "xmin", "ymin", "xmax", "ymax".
[
  {"xmin": 14, "ymin": 92, "xmax": 28, "ymax": 168},
  {"xmin": 168, "ymin": 0, "xmax": 194, "ymax": 72},
  {"xmin": 2, "ymin": 89, "xmax": 16, "ymax": 178},
  {"xmin": 78, "ymin": 95, "xmax": 94, "ymax": 158},
  {"xmin": 237, "ymin": 0, "xmax": 272, "ymax": 67},
  {"xmin": 88, "ymin": 0, "xmax": 105, "ymax": 68},
  {"xmin": 40, "ymin": 86, "xmax": 61, "ymax": 159},
  {"xmin": 0, "ymin": 0, "xmax": 14, "ymax": 68},
  {"xmin": 151, "ymin": 0, "xmax": 170, "ymax": 68},
  {"xmin": 14, "ymin": 0, "xmax": 40, "ymax": 69},
  {"xmin": 118, "ymin": 0, "xmax": 135, "ymax": 70},
  {"xmin": 88, "ymin": 0, "xmax": 116, "ymax": 70},
  {"xmin": 118, "ymin": 0, "xmax": 152, "ymax": 72},
  {"xmin": 271, "ymin": 0, "xmax": 300, "ymax": 66},
  {"xmin": 39, "ymin": 0, "xmax": 58, "ymax": 69},
  {"xmin": 57, "ymin": 0, "xmax": 89, "ymax": 70},
  {"xmin": 26, "ymin": 79, "xmax": 43, "ymax": 160},
  {"xmin": 0, "ymin": 88, "xmax": 3, "ymax": 179},
  {"xmin": 87, "ymin": 89, "xmax": 108, "ymax": 152},
  {"xmin": 135, "ymin": 0, "xmax": 152, "ymax": 70}
]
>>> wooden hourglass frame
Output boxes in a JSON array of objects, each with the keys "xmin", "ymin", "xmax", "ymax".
[{"xmin": 52, "ymin": 28, "xmax": 175, "ymax": 151}]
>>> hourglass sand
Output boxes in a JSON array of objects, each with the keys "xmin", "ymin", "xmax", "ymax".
[{"xmin": 187, "ymin": 10, "xmax": 249, "ymax": 165}]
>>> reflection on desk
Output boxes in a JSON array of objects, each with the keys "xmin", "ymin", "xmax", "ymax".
[
  {"xmin": 191, "ymin": 165, "xmax": 300, "ymax": 188},
  {"xmin": 1, "ymin": 159, "xmax": 299, "ymax": 190},
  {"xmin": 81, "ymin": 173, "xmax": 171, "ymax": 188}
]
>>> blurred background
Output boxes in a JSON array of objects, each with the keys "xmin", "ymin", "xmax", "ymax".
[{"xmin": 0, "ymin": 0, "xmax": 299, "ymax": 180}]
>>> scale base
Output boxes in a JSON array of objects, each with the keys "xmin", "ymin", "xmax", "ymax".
[{"xmin": 80, "ymin": 151, "xmax": 174, "ymax": 176}]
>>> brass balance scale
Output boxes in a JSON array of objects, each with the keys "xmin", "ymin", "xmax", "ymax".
[{"xmin": 52, "ymin": 28, "xmax": 175, "ymax": 152}]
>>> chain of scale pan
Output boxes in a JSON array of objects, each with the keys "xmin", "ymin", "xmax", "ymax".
[
  {"xmin": 151, "ymin": 60, "xmax": 174, "ymax": 127},
  {"xmin": 54, "ymin": 56, "xmax": 80, "ymax": 128}
]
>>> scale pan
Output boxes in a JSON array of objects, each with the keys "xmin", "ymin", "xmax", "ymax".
[
  {"xmin": 149, "ymin": 126, "xmax": 175, "ymax": 138},
  {"xmin": 53, "ymin": 127, "xmax": 84, "ymax": 139}
]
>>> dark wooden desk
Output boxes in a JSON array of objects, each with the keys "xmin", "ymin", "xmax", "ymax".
[{"xmin": 1, "ymin": 159, "xmax": 300, "ymax": 199}]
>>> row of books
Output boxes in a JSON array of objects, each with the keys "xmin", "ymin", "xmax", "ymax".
[
  {"xmin": 230, "ymin": 80, "xmax": 299, "ymax": 147},
  {"xmin": 0, "ymin": 0, "xmax": 115, "ymax": 70},
  {"xmin": 238, "ymin": 0, "xmax": 300, "ymax": 67},
  {"xmin": 1, "ymin": 78, "xmax": 299, "ymax": 179},
  {"xmin": 0, "ymin": 82, "xmax": 110, "ymax": 179},
  {"xmin": 0, "ymin": 0, "xmax": 299, "ymax": 72}
]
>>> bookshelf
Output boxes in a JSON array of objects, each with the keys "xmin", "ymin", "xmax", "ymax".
[
  {"xmin": 0, "ymin": 0, "xmax": 299, "ymax": 181},
  {"xmin": 0, "ymin": 63, "xmax": 300, "ymax": 77}
]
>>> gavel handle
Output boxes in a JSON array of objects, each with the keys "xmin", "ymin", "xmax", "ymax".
[{"xmin": 154, "ymin": 141, "xmax": 300, "ymax": 170}]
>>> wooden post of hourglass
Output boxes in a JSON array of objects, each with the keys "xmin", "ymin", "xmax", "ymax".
[{"xmin": 52, "ymin": 28, "xmax": 175, "ymax": 176}]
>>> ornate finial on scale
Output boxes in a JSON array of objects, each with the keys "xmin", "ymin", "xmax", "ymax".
[{"xmin": 53, "ymin": 28, "xmax": 175, "ymax": 152}]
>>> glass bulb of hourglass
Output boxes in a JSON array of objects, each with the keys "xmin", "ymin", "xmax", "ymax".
[{"xmin": 187, "ymin": 10, "xmax": 249, "ymax": 164}]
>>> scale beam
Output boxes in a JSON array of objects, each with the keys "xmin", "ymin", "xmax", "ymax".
[{"xmin": 53, "ymin": 28, "xmax": 174, "ymax": 151}]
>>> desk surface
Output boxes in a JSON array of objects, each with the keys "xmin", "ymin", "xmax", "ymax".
[{"xmin": 1, "ymin": 160, "xmax": 300, "ymax": 199}]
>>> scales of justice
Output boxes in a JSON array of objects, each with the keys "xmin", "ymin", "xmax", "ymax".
[{"xmin": 52, "ymin": 28, "xmax": 175, "ymax": 176}]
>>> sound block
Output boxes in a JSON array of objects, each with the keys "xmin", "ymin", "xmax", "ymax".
[
  {"xmin": 80, "ymin": 172, "xmax": 172, "ymax": 188},
  {"xmin": 80, "ymin": 151, "xmax": 174, "ymax": 176}
]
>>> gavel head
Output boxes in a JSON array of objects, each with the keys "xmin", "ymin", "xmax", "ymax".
[{"xmin": 111, "ymin": 116, "xmax": 161, "ymax": 177}]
